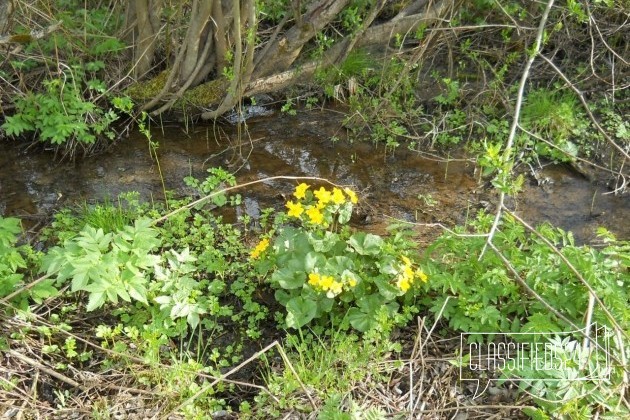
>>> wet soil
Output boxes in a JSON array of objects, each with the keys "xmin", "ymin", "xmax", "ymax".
[{"xmin": 1, "ymin": 108, "xmax": 628, "ymax": 243}]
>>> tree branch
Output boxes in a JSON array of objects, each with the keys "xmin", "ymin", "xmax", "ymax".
[
  {"xmin": 252, "ymin": 0, "xmax": 351, "ymax": 78},
  {"xmin": 480, "ymin": 0, "xmax": 556, "ymax": 258}
]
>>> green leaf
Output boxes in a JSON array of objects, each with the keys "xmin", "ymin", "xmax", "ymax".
[
  {"xmin": 308, "ymin": 232, "xmax": 336, "ymax": 253},
  {"xmin": 1, "ymin": 115, "xmax": 32, "ymax": 136},
  {"xmin": 127, "ymin": 279, "xmax": 148, "ymax": 305},
  {"xmin": 187, "ymin": 312, "xmax": 201, "ymax": 330},
  {"xmin": 324, "ymin": 256, "xmax": 354, "ymax": 274},
  {"xmin": 373, "ymin": 276, "xmax": 400, "ymax": 300},
  {"xmin": 69, "ymin": 265, "xmax": 90, "ymax": 292},
  {"xmin": 86, "ymin": 291, "xmax": 106, "ymax": 311},
  {"xmin": 0, "ymin": 217, "xmax": 22, "ymax": 240},
  {"xmin": 208, "ymin": 279, "xmax": 225, "ymax": 294},
  {"xmin": 116, "ymin": 285, "xmax": 131, "ymax": 302},
  {"xmin": 357, "ymin": 294, "xmax": 385, "ymax": 314},
  {"xmin": 337, "ymin": 202, "xmax": 352, "ymax": 224},
  {"xmin": 105, "ymin": 285, "xmax": 118, "ymax": 304},
  {"xmin": 522, "ymin": 407, "xmax": 550, "ymax": 420},
  {"xmin": 212, "ymin": 193, "xmax": 227, "ymax": 207},
  {"xmin": 285, "ymin": 296, "xmax": 317, "ymax": 328},
  {"xmin": 171, "ymin": 302, "xmax": 189, "ymax": 319},
  {"xmin": 272, "ymin": 268, "xmax": 306, "ymax": 289},
  {"xmin": 92, "ymin": 38, "xmax": 125, "ymax": 55},
  {"xmin": 347, "ymin": 232, "xmax": 383, "ymax": 255},
  {"xmin": 274, "ymin": 289, "xmax": 291, "ymax": 306},
  {"xmin": 522, "ymin": 313, "xmax": 561, "ymax": 333},
  {"xmin": 318, "ymin": 295, "xmax": 334, "ymax": 314},
  {"xmin": 280, "ymin": 229, "xmax": 313, "ymax": 256},
  {"xmin": 30, "ymin": 281, "xmax": 58, "ymax": 304},
  {"xmin": 304, "ymin": 252, "xmax": 326, "ymax": 272},
  {"xmin": 347, "ymin": 308, "xmax": 374, "ymax": 332},
  {"xmin": 154, "ymin": 295, "xmax": 171, "ymax": 305}
]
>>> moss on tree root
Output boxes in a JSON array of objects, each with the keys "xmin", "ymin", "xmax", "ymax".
[{"xmin": 126, "ymin": 71, "xmax": 229, "ymax": 114}]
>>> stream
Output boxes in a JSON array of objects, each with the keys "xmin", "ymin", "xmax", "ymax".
[{"xmin": 1, "ymin": 108, "xmax": 628, "ymax": 243}]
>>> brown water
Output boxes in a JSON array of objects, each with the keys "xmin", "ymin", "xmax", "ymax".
[{"xmin": 1, "ymin": 108, "xmax": 628, "ymax": 243}]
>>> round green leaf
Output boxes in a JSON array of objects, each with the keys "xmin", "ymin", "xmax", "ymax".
[
  {"xmin": 304, "ymin": 252, "xmax": 327, "ymax": 272},
  {"xmin": 347, "ymin": 232, "xmax": 383, "ymax": 256},
  {"xmin": 347, "ymin": 307, "xmax": 374, "ymax": 332},
  {"xmin": 272, "ymin": 268, "xmax": 306, "ymax": 289},
  {"xmin": 286, "ymin": 296, "xmax": 317, "ymax": 328},
  {"xmin": 374, "ymin": 276, "xmax": 400, "ymax": 300}
]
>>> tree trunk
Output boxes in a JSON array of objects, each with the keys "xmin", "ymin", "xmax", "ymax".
[
  {"xmin": 179, "ymin": 0, "xmax": 214, "ymax": 85},
  {"xmin": 127, "ymin": 0, "xmax": 162, "ymax": 79},
  {"xmin": 251, "ymin": 0, "xmax": 351, "ymax": 78}
]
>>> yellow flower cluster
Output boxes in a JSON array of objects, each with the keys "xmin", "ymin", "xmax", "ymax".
[
  {"xmin": 285, "ymin": 183, "xmax": 359, "ymax": 226},
  {"xmin": 250, "ymin": 238, "xmax": 270, "ymax": 259},
  {"xmin": 308, "ymin": 272, "xmax": 357, "ymax": 298},
  {"xmin": 395, "ymin": 256, "xmax": 428, "ymax": 292}
]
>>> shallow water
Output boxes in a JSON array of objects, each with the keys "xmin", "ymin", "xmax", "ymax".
[{"xmin": 1, "ymin": 108, "xmax": 628, "ymax": 243}]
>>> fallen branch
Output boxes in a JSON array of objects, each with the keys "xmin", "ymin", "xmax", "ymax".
[
  {"xmin": 6, "ymin": 349, "xmax": 84, "ymax": 391},
  {"xmin": 0, "ymin": 21, "xmax": 62, "ymax": 45}
]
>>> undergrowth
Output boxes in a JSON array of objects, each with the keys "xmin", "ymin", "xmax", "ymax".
[{"xmin": 1, "ymin": 167, "xmax": 629, "ymax": 417}]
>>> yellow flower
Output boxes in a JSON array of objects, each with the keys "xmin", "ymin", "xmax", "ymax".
[
  {"xmin": 397, "ymin": 277, "xmax": 411, "ymax": 292},
  {"xmin": 348, "ymin": 277, "xmax": 357, "ymax": 287},
  {"xmin": 286, "ymin": 200, "xmax": 304, "ymax": 218},
  {"xmin": 415, "ymin": 269, "xmax": 428, "ymax": 283},
  {"xmin": 395, "ymin": 256, "xmax": 416, "ymax": 292},
  {"xmin": 331, "ymin": 188, "xmax": 345, "ymax": 205},
  {"xmin": 308, "ymin": 272, "xmax": 321, "ymax": 286},
  {"xmin": 319, "ymin": 275, "xmax": 334, "ymax": 290},
  {"xmin": 294, "ymin": 183, "xmax": 310, "ymax": 200},
  {"xmin": 344, "ymin": 188, "xmax": 358, "ymax": 204},
  {"xmin": 327, "ymin": 281, "xmax": 343, "ymax": 298},
  {"xmin": 314, "ymin": 187, "xmax": 332, "ymax": 206},
  {"xmin": 250, "ymin": 238, "xmax": 270, "ymax": 259},
  {"xmin": 308, "ymin": 273, "xmax": 343, "ymax": 297},
  {"xmin": 306, "ymin": 206, "xmax": 324, "ymax": 225}
]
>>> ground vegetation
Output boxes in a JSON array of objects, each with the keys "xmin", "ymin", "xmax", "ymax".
[{"xmin": 0, "ymin": 0, "xmax": 629, "ymax": 418}]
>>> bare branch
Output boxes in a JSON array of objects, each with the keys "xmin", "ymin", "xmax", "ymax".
[{"xmin": 480, "ymin": 0, "xmax": 556, "ymax": 259}]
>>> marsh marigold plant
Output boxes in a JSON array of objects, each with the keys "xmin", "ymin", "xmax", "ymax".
[{"xmin": 260, "ymin": 182, "xmax": 428, "ymax": 331}]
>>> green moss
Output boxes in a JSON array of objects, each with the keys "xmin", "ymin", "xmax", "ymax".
[
  {"xmin": 125, "ymin": 70, "xmax": 170, "ymax": 101},
  {"xmin": 125, "ymin": 72, "xmax": 228, "ymax": 114},
  {"xmin": 180, "ymin": 78, "xmax": 229, "ymax": 108}
]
